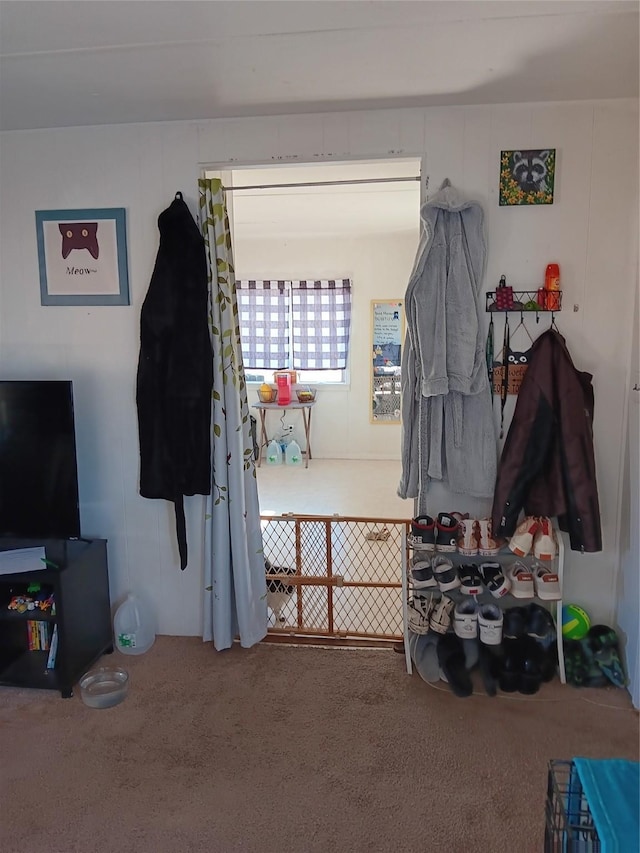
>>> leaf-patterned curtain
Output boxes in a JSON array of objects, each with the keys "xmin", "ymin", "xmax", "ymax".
[{"xmin": 198, "ymin": 178, "xmax": 267, "ymax": 650}]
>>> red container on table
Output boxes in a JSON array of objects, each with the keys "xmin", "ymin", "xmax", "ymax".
[
  {"xmin": 545, "ymin": 263, "xmax": 561, "ymax": 310},
  {"xmin": 276, "ymin": 373, "xmax": 291, "ymax": 406}
]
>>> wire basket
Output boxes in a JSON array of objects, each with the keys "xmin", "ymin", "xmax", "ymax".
[
  {"xmin": 544, "ymin": 760, "xmax": 600, "ymax": 852},
  {"xmin": 295, "ymin": 388, "xmax": 316, "ymax": 403},
  {"xmin": 257, "ymin": 387, "xmax": 277, "ymax": 403}
]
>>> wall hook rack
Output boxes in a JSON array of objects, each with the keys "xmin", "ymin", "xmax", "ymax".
[{"xmin": 485, "ymin": 289, "xmax": 563, "ymax": 315}]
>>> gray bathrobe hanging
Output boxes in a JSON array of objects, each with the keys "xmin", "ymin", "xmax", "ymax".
[{"xmin": 398, "ymin": 181, "xmax": 497, "ymax": 506}]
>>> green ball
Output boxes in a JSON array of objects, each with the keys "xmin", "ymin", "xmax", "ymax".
[{"xmin": 562, "ymin": 604, "xmax": 591, "ymax": 640}]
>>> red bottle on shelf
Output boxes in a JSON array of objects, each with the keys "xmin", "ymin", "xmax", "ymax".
[
  {"xmin": 544, "ymin": 263, "xmax": 561, "ymax": 311},
  {"xmin": 276, "ymin": 373, "xmax": 291, "ymax": 406}
]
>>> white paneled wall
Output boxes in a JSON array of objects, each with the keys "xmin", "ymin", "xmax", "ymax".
[{"xmin": 0, "ymin": 99, "xmax": 637, "ymax": 635}]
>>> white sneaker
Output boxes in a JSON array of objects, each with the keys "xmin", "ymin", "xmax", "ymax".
[
  {"xmin": 533, "ymin": 517, "xmax": 556, "ymax": 561},
  {"xmin": 532, "ymin": 563, "xmax": 562, "ymax": 600},
  {"xmin": 454, "ymin": 599, "xmax": 479, "ymax": 639},
  {"xmin": 477, "ymin": 517, "xmax": 504, "ymax": 556},
  {"xmin": 508, "ymin": 516, "xmax": 540, "ymax": 558},
  {"xmin": 478, "ymin": 603, "xmax": 503, "ymax": 645},
  {"xmin": 457, "ymin": 518, "xmax": 479, "ymax": 556},
  {"xmin": 505, "ymin": 562, "xmax": 535, "ymax": 598}
]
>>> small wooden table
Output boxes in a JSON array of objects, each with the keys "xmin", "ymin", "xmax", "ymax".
[{"xmin": 252, "ymin": 401, "xmax": 315, "ymax": 468}]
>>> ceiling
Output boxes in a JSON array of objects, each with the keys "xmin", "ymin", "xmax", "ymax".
[
  {"xmin": 0, "ymin": 1, "xmax": 638, "ymax": 132},
  {"xmin": 227, "ymin": 160, "xmax": 422, "ymax": 239}
]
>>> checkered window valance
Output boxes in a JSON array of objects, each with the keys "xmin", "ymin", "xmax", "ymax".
[
  {"xmin": 291, "ymin": 280, "xmax": 352, "ymax": 370},
  {"xmin": 237, "ymin": 279, "xmax": 352, "ymax": 371},
  {"xmin": 237, "ymin": 280, "xmax": 289, "ymax": 369}
]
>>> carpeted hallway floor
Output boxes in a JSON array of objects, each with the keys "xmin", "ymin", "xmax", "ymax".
[{"xmin": 1, "ymin": 637, "xmax": 637, "ymax": 853}]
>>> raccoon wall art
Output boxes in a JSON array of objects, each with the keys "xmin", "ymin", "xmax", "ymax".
[{"xmin": 499, "ymin": 148, "xmax": 556, "ymax": 206}]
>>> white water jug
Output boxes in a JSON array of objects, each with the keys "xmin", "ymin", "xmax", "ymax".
[
  {"xmin": 285, "ymin": 439, "xmax": 303, "ymax": 466},
  {"xmin": 266, "ymin": 439, "xmax": 283, "ymax": 465},
  {"xmin": 114, "ymin": 593, "xmax": 155, "ymax": 655}
]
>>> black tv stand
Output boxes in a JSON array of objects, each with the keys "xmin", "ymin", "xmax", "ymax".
[{"xmin": 0, "ymin": 538, "xmax": 112, "ymax": 698}]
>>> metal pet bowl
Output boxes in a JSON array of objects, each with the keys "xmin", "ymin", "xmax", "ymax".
[{"xmin": 79, "ymin": 665, "xmax": 129, "ymax": 709}]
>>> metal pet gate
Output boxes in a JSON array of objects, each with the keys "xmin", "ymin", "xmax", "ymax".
[{"xmin": 261, "ymin": 514, "xmax": 409, "ymax": 646}]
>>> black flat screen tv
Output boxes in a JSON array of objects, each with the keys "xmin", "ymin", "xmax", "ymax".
[{"xmin": 0, "ymin": 380, "xmax": 81, "ymax": 540}]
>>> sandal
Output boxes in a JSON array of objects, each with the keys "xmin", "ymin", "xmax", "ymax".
[
  {"xmin": 572, "ymin": 638, "xmax": 607, "ymax": 687},
  {"xmin": 564, "ymin": 639, "xmax": 591, "ymax": 687},
  {"xmin": 429, "ymin": 595, "xmax": 455, "ymax": 635},
  {"xmin": 586, "ymin": 625, "xmax": 627, "ymax": 687},
  {"xmin": 408, "ymin": 594, "xmax": 434, "ymax": 635},
  {"xmin": 366, "ymin": 526, "xmax": 390, "ymax": 541}
]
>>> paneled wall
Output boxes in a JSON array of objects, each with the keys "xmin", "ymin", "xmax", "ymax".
[{"xmin": 0, "ymin": 99, "xmax": 637, "ymax": 634}]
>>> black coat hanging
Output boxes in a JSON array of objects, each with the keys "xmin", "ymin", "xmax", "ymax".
[{"xmin": 136, "ymin": 193, "xmax": 213, "ymax": 569}]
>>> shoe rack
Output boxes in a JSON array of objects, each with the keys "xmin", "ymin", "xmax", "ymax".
[{"xmin": 402, "ymin": 524, "xmax": 566, "ymax": 684}]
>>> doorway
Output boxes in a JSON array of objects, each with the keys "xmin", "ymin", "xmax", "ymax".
[
  {"xmin": 221, "ymin": 158, "xmax": 421, "ymax": 463},
  {"xmin": 212, "ymin": 159, "xmax": 422, "ymax": 639}
]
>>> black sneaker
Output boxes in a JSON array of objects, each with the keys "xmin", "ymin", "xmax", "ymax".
[
  {"xmin": 479, "ymin": 562, "xmax": 510, "ymax": 598},
  {"xmin": 526, "ymin": 603, "xmax": 556, "ymax": 643},
  {"xmin": 503, "ymin": 606, "xmax": 528, "ymax": 639},
  {"xmin": 436, "ymin": 513, "xmax": 459, "ymax": 552},
  {"xmin": 518, "ymin": 637, "xmax": 544, "ymax": 695},
  {"xmin": 410, "ymin": 515, "xmax": 436, "ymax": 550},
  {"xmin": 458, "ymin": 563, "xmax": 483, "ymax": 596},
  {"xmin": 410, "ymin": 554, "xmax": 438, "ymax": 589}
]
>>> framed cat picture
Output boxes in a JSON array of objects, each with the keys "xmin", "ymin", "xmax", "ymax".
[
  {"xmin": 35, "ymin": 207, "xmax": 130, "ymax": 305},
  {"xmin": 499, "ymin": 149, "xmax": 556, "ymax": 206}
]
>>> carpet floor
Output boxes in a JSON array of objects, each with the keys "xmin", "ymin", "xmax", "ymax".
[{"xmin": 1, "ymin": 637, "xmax": 637, "ymax": 853}]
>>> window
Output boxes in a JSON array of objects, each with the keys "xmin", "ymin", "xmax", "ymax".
[{"xmin": 238, "ymin": 279, "xmax": 351, "ymax": 384}]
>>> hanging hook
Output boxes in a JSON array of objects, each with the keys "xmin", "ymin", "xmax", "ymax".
[
  {"xmin": 536, "ymin": 310, "xmax": 540, "ymax": 324},
  {"xmin": 175, "ymin": 191, "xmax": 183, "ymax": 200},
  {"xmin": 551, "ymin": 312, "xmax": 559, "ymax": 332}
]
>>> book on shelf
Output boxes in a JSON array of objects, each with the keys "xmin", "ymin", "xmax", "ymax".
[
  {"xmin": 39, "ymin": 621, "xmax": 50, "ymax": 651},
  {"xmin": 26, "ymin": 619, "xmax": 52, "ymax": 651},
  {"xmin": 46, "ymin": 625, "xmax": 58, "ymax": 670}
]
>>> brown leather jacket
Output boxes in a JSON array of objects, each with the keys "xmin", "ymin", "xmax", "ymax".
[{"xmin": 491, "ymin": 329, "xmax": 602, "ymax": 552}]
